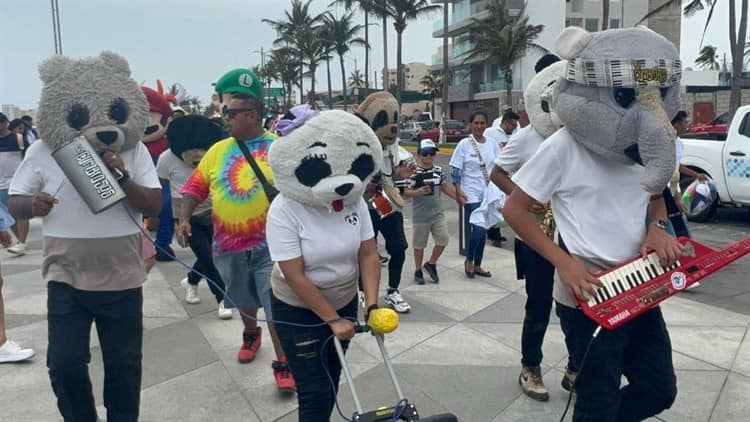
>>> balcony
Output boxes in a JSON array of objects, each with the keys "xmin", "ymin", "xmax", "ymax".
[
  {"xmin": 433, "ymin": 7, "xmax": 490, "ymax": 38},
  {"xmin": 448, "ymin": 83, "xmax": 472, "ymax": 102}
]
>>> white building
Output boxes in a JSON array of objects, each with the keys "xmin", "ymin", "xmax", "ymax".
[
  {"xmin": 432, "ymin": 0, "xmax": 679, "ymax": 122},
  {"xmin": 1, "ymin": 104, "xmax": 22, "ymax": 120}
]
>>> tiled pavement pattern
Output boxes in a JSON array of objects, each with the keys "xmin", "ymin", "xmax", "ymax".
[{"xmin": 1, "ymin": 213, "xmax": 749, "ymax": 422}]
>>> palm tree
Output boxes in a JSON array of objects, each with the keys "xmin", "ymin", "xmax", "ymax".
[
  {"xmin": 297, "ymin": 30, "xmax": 330, "ymax": 107},
  {"xmin": 268, "ymin": 47, "xmax": 301, "ymax": 109},
  {"xmin": 695, "ymin": 45, "xmax": 720, "ymax": 70},
  {"xmin": 602, "ymin": 0, "xmax": 610, "ymax": 30},
  {"xmin": 639, "ymin": 0, "xmax": 748, "ymax": 119},
  {"xmin": 461, "ymin": 0, "xmax": 545, "ymax": 107},
  {"xmin": 421, "ymin": 71, "xmax": 442, "ymax": 117},
  {"xmin": 323, "ymin": 11, "xmax": 368, "ymax": 111},
  {"xmin": 331, "ymin": 0, "xmax": 376, "ymax": 89},
  {"xmin": 374, "ymin": 1, "xmax": 441, "ymax": 99},
  {"xmin": 263, "ymin": 0, "xmax": 326, "ymax": 104},
  {"xmin": 348, "ymin": 69, "xmax": 366, "ymax": 87}
]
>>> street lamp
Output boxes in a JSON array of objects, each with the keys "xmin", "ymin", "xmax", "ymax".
[
  {"xmin": 252, "ymin": 48, "xmax": 270, "ymax": 106},
  {"xmin": 50, "ymin": 0, "xmax": 63, "ymax": 54}
]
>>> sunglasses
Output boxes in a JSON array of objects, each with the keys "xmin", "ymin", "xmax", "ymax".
[
  {"xmin": 223, "ymin": 108, "xmax": 254, "ymax": 119},
  {"xmin": 420, "ymin": 151, "xmax": 436, "ymax": 157}
]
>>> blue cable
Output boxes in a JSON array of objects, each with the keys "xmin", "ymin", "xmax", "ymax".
[{"xmin": 124, "ymin": 203, "xmax": 355, "ymax": 329}]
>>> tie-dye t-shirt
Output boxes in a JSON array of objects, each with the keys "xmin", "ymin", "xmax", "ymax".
[{"xmin": 181, "ymin": 133, "xmax": 276, "ymax": 256}]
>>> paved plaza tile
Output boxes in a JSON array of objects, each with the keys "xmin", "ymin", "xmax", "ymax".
[{"xmin": 1, "ymin": 220, "xmax": 749, "ymax": 421}]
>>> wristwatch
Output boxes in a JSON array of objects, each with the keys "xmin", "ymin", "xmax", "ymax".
[{"xmin": 652, "ymin": 220, "xmax": 669, "ymax": 230}]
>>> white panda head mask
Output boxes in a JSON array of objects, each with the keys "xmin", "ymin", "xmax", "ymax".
[{"xmin": 269, "ymin": 106, "xmax": 383, "ymax": 212}]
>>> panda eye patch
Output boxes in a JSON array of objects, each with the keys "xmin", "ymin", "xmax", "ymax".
[
  {"xmin": 108, "ymin": 97, "xmax": 129, "ymax": 124},
  {"xmin": 355, "ymin": 142, "xmax": 370, "ymax": 148},
  {"xmin": 348, "ymin": 154, "xmax": 375, "ymax": 181},
  {"xmin": 295, "ymin": 156, "xmax": 332, "ymax": 187},
  {"xmin": 67, "ymin": 103, "xmax": 90, "ymax": 130},
  {"xmin": 613, "ymin": 88, "xmax": 636, "ymax": 109},
  {"xmin": 372, "ymin": 110, "xmax": 389, "ymax": 130}
]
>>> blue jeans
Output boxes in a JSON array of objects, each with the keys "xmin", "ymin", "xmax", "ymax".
[
  {"xmin": 464, "ymin": 202, "xmax": 486, "ymax": 266},
  {"xmin": 214, "ymin": 247, "xmax": 273, "ymax": 318}
]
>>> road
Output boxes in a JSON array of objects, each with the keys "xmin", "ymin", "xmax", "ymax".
[{"xmin": 418, "ymin": 152, "xmax": 750, "ymax": 317}]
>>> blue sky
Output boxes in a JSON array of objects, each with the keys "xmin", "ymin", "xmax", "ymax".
[{"xmin": 0, "ymin": 0, "xmax": 736, "ymax": 110}]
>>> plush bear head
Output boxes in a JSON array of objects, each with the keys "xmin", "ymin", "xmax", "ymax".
[
  {"xmin": 550, "ymin": 26, "xmax": 682, "ymax": 194},
  {"xmin": 269, "ymin": 106, "xmax": 383, "ymax": 212},
  {"xmin": 141, "ymin": 86, "xmax": 173, "ymax": 144},
  {"xmin": 166, "ymin": 114, "xmax": 223, "ymax": 168},
  {"xmin": 525, "ymin": 56, "xmax": 566, "ymax": 138},
  {"xmin": 355, "ymin": 92, "xmax": 400, "ymax": 147},
  {"xmin": 37, "ymin": 51, "xmax": 149, "ymax": 153}
]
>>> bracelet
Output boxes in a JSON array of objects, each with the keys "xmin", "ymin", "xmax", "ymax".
[
  {"xmin": 116, "ymin": 169, "xmax": 130, "ymax": 185},
  {"xmin": 365, "ymin": 303, "xmax": 379, "ymax": 320}
]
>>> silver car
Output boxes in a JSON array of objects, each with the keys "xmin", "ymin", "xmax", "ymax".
[{"xmin": 399, "ymin": 122, "xmax": 422, "ymax": 142}]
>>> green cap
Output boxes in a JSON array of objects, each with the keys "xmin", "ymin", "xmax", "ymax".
[{"xmin": 214, "ymin": 68, "xmax": 263, "ymax": 99}]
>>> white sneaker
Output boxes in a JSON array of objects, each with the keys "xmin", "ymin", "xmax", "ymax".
[
  {"xmin": 385, "ymin": 290, "xmax": 411, "ymax": 313},
  {"xmin": 180, "ymin": 277, "xmax": 201, "ymax": 304},
  {"xmin": 0, "ymin": 340, "xmax": 35, "ymax": 363},
  {"xmin": 217, "ymin": 301, "xmax": 233, "ymax": 320},
  {"xmin": 7, "ymin": 242, "xmax": 26, "ymax": 255},
  {"xmin": 688, "ymin": 281, "xmax": 701, "ymax": 290}
]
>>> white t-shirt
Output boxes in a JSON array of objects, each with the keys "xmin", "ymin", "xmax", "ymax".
[
  {"xmin": 0, "ymin": 133, "xmax": 25, "ymax": 190},
  {"xmin": 449, "ymin": 135, "xmax": 500, "ymax": 203},
  {"xmin": 483, "ymin": 126, "xmax": 511, "ymax": 149},
  {"xmin": 495, "ymin": 125, "xmax": 546, "ymax": 174},
  {"xmin": 267, "ymin": 194, "xmax": 374, "ymax": 287},
  {"xmin": 9, "ymin": 141, "xmax": 161, "ymax": 238},
  {"xmin": 156, "ymin": 150, "xmax": 211, "ymax": 217},
  {"xmin": 513, "ymin": 127, "xmax": 649, "ymax": 282},
  {"xmin": 469, "ymin": 183, "xmax": 506, "ymax": 229},
  {"xmin": 675, "ymin": 136, "xmax": 684, "ymax": 171}
]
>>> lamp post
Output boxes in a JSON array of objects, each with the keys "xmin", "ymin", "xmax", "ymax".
[
  {"xmin": 50, "ymin": 0, "xmax": 63, "ymax": 54},
  {"xmin": 252, "ymin": 48, "xmax": 270, "ymax": 105}
]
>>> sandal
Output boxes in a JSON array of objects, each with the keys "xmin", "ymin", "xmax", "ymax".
[
  {"xmin": 464, "ymin": 261, "xmax": 475, "ymax": 279},
  {"xmin": 474, "ymin": 267, "xmax": 492, "ymax": 278}
]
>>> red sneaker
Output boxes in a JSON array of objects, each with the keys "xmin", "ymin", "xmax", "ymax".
[
  {"xmin": 238, "ymin": 327, "xmax": 262, "ymax": 363},
  {"xmin": 272, "ymin": 356, "xmax": 296, "ymax": 393}
]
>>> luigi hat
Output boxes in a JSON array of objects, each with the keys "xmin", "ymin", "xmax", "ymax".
[{"xmin": 213, "ymin": 68, "xmax": 263, "ymax": 99}]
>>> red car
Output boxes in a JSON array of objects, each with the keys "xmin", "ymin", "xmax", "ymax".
[
  {"xmin": 416, "ymin": 120, "xmax": 469, "ymax": 143},
  {"xmin": 689, "ymin": 112, "xmax": 729, "ymax": 134}
]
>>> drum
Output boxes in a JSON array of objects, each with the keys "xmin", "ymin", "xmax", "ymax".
[{"xmin": 370, "ymin": 184, "xmax": 405, "ymax": 218}]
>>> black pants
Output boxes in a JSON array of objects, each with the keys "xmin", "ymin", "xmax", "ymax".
[
  {"xmin": 186, "ymin": 216, "xmax": 225, "ymax": 303},
  {"xmin": 556, "ymin": 304, "xmax": 677, "ymax": 421},
  {"xmin": 47, "ymin": 281, "xmax": 143, "ymax": 422},
  {"xmin": 272, "ymin": 294, "xmax": 358, "ymax": 422},
  {"xmin": 514, "ymin": 239, "xmax": 556, "ymax": 368},
  {"xmin": 369, "ymin": 209, "xmax": 407, "ymax": 290}
]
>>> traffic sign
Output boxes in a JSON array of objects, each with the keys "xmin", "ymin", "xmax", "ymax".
[{"xmin": 268, "ymin": 87, "xmax": 285, "ymax": 97}]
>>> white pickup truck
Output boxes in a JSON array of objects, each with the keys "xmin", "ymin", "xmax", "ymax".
[{"xmin": 680, "ymin": 104, "xmax": 750, "ymax": 221}]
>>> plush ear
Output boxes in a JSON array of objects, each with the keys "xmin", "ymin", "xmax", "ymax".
[
  {"xmin": 555, "ymin": 27, "xmax": 593, "ymax": 60},
  {"xmin": 99, "ymin": 51, "xmax": 131, "ymax": 77},
  {"xmin": 39, "ymin": 55, "xmax": 73, "ymax": 84}
]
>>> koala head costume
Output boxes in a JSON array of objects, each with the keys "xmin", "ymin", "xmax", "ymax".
[{"xmin": 547, "ymin": 26, "xmax": 681, "ymax": 194}]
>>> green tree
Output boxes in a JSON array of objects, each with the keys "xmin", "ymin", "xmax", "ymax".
[
  {"xmin": 421, "ymin": 71, "xmax": 442, "ymax": 118},
  {"xmin": 695, "ymin": 45, "xmax": 720, "ymax": 70},
  {"xmin": 462, "ymin": 0, "xmax": 545, "ymax": 107},
  {"xmin": 330, "ymin": 0, "xmax": 376, "ymax": 89},
  {"xmin": 373, "ymin": 0, "xmax": 441, "ymax": 99},
  {"xmin": 263, "ymin": 0, "xmax": 326, "ymax": 104},
  {"xmin": 639, "ymin": 0, "xmax": 749, "ymax": 119},
  {"xmin": 323, "ymin": 11, "xmax": 368, "ymax": 111},
  {"xmin": 268, "ymin": 47, "xmax": 302, "ymax": 109}
]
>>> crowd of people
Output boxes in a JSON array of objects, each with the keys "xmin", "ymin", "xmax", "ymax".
[{"xmin": 0, "ymin": 24, "xmax": 698, "ymax": 422}]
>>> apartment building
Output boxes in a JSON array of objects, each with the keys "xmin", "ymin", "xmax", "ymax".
[{"xmin": 432, "ymin": 0, "xmax": 680, "ymax": 122}]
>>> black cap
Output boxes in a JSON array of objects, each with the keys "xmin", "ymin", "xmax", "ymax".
[
  {"xmin": 534, "ymin": 53, "xmax": 561, "ymax": 73},
  {"xmin": 0, "ymin": 112, "xmax": 7, "ymax": 123}
]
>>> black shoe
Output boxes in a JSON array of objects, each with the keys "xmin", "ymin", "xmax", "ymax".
[
  {"xmin": 491, "ymin": 239, "xmax": 504, "ymax": 248},
  {"xmin": 155, "ymin": 245, "xmax": 175, "ymax": 262},
  {"xmin": 379, "ymin": 254, "xmax": 389, "ymax": 266},
  {"xmin": 414, "ymin": 270, "xmax": 425, "ymax": 285},
  {"xmin": 499, "ymin": 235, "xmax": 508, "ymax": 242},
  {"xmin": 422, "ymin": 263, "xmax": 439, "ymax": 283}
]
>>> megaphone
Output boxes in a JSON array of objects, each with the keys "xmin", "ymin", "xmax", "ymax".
[{"xmin": 51, "ymin": 136, "xmax": 127, "ymax": 214}]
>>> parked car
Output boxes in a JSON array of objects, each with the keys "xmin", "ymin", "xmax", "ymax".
[
  {"xmin": 689, "ymin": 112, "xmax": 729, "ymax": 135},
  {"xmin": 399, "ymin": 122, "xmax": 422, "ymax": 142},
  {"xmin": 680, "ymin": 105, "xmax": 750, "ymax": 221},
  {"xmin": 416, "ymin": 120, "xmax": 469, "ymax": 143}
]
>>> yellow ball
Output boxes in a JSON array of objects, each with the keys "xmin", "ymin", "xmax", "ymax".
[{"xmin": 368, "ymin": 308, "xmax": 399, "ymax": 334}]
